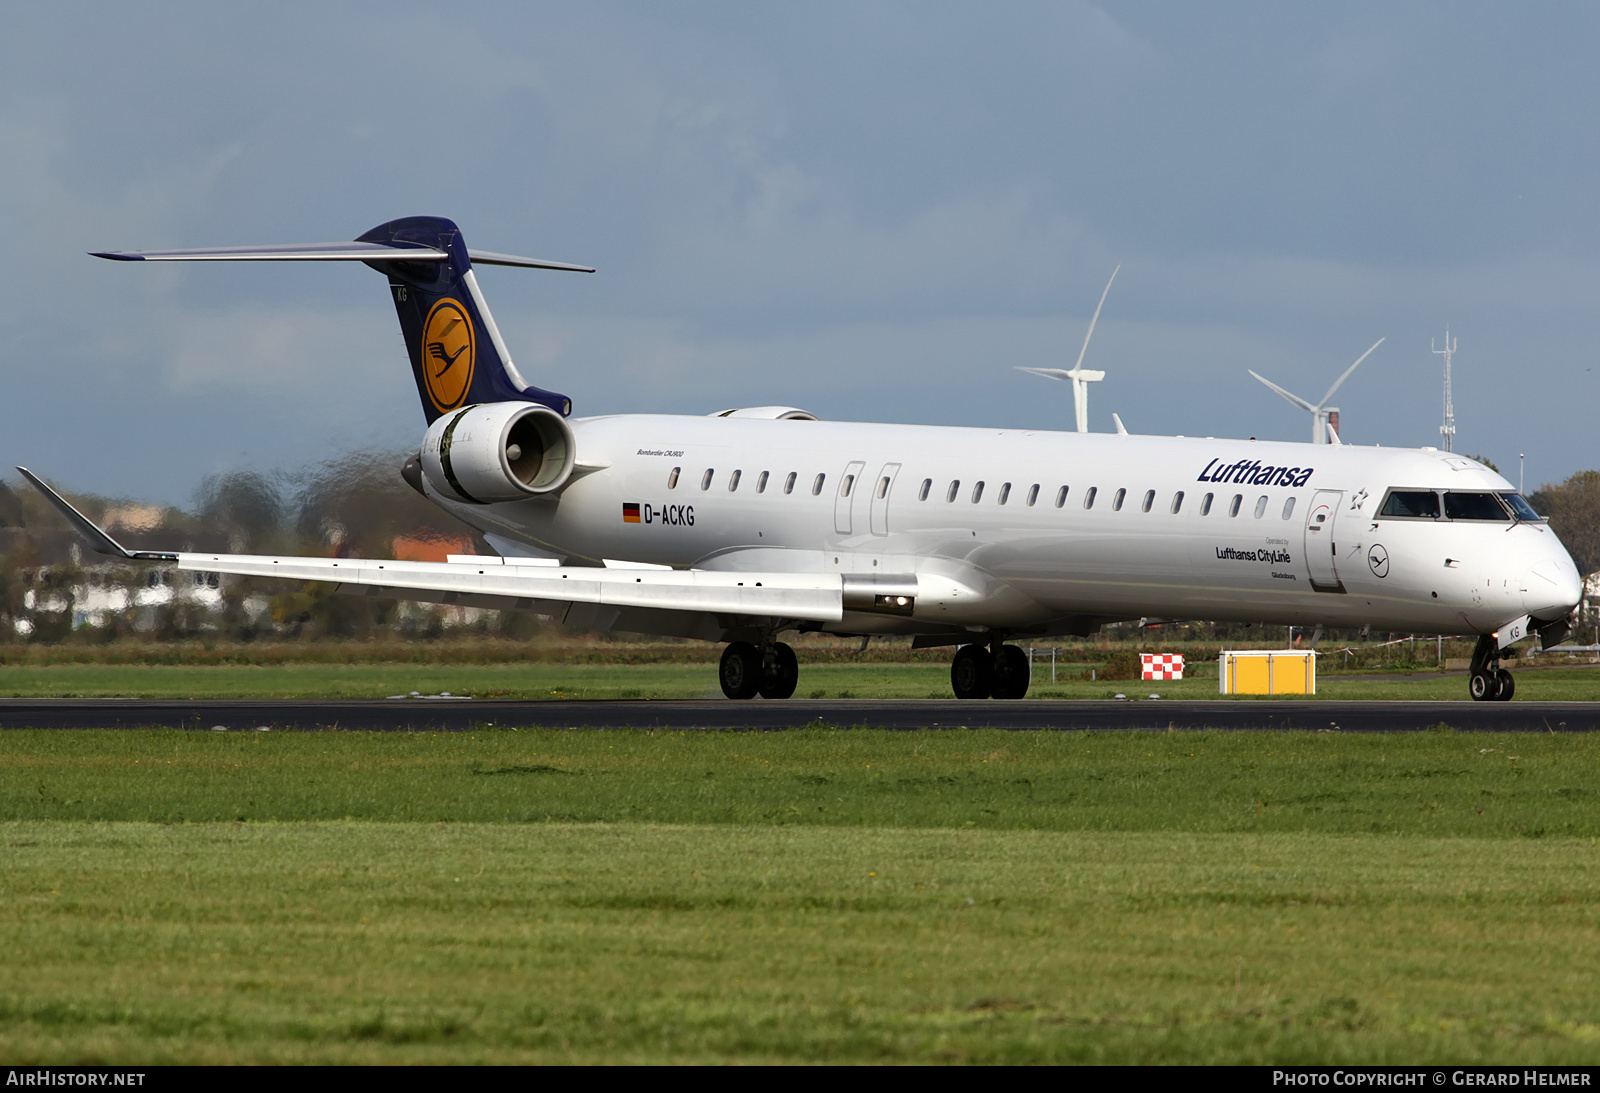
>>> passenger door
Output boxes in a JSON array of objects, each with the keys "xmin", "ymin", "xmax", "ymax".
[
  {"xmin": 869, "ymin": 462, "xmax": 901, "ymax": 536},
  {"xmin": 835, "ymin": 460, "xmax": 866, "ymax": 535},
  {"xmin": 1304, "ymin": 489, "xmax": 1345, "ymax": 593}
]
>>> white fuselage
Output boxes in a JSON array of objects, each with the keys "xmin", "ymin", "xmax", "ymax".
[{"xmin": 425, "ymin": 415, "xmax": 1583, "ymax": 640}]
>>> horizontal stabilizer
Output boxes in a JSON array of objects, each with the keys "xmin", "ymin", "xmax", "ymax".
[
  {"xmin": 90, "ymin": 215, "xmax": 589, "ymax": 423},
  {"xmin": 91, "ymin": 241, "xmax": 447, "ymax": 262},
  {"xmin": 91, "ymin": 242, "xmax": 594, "ymax": 273},
  {"xmin": 468, "ymin": 250, "xmax": 595, "ymax": 272},
  {"xmin": 16, "ymin": 467, "xmax": 177, "ymax": 562}
]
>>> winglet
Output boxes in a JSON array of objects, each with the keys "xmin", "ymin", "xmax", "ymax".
[{"xmin": 15, "ymin": 468, "xmax": 178, "ymax": 562}]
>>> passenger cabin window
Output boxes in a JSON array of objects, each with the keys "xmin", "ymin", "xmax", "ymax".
[
  {"xmin": 1281, "ymin": 497, "xmax": 1296, "ymax": 520},
  {"xmin": 812, "ymin": 473, "xmax": 826, "ymax": 496},
  {"xmin": 1254, "ymin": 495, "xmax": 1268, "ymax": 518},
  {"xmin": 1201, "ymin": 492, "xmax": 1214, "ymax": 515},
  {"xmin": 971, "ymin": 481, "xmax": 984, "ymax": 503},
  {"xmin": 784, "ymin": 472, "xmax": 797, "ymax": 495},
  {"xmin": 919, "ymin": 478, "xmax": 932, "ymax": 501},
  {"xmin": 668, "ymin": 467, "xmax": 680, "ymax": 489},
  {"xmin": 1027, "ymin": 484, "xmax": 1040, "ymax": 507},
  {"xmin": 1170, "ymin": 491, "xmax": 1185, "ymax": 514},
  {"xmin": 876, "ymin": 476, "xmax": 890, "ymax": 499},
  {"xmin": 946, "ymin": 480, "xmax": 960, "ymax": 503},
  {"xmin": 1379, "ymin": 490, "xmax": 1441, "ymax": 519},
  {"xmin": 1055, "ymin": 486, "xmax": 1068, "ymax": 508},
  {"xmin": 1141, "ymin": 489, "xmax": 1155, "ymax": 513},
  {"xmin": 728, "ymin": 469, "xmax": 742, "ymax": 492},
  {"xmin": 841, "ymin": 473, "xmax": 855, "ymax": 497},
  {"xmin": 998, "ymin": 482, "xmax": 1011, "ymax": 505},
  {"xmin": 1444, "ymin": 492, "xmax": 1510, "ymax": 521},
  {"xmin": 1112, "ymin": 488, "xmax": 1126, "ymax": 512},
  {"xmin": 756, "ymin": 471, "xmax": 769, "ymax": 493},
  {"xmin": 1083, "ymin": 486, "xmax": 1097, "ymax": 509},
  {"xmin": 701, "ymin": 469, "xmax": 714, "ymax": 490},
  {"xmin": 1228, "ymin": 494, "xmax": 1242, "ymax": 517}
]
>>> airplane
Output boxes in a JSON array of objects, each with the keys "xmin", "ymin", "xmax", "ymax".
[{"xmin": 20, "ymin": 215, "xmax": 1584, "ymax": 703}]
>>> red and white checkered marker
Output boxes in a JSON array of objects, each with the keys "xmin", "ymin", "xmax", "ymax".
[{"xmin": 1141, "ymin": 653, "xmax": 1185, "ymax": 681}]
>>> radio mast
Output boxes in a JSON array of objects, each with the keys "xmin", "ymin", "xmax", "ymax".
[{"xmin": 1431, "ymin": 327, "xmax": 1457, "ymax": 452}]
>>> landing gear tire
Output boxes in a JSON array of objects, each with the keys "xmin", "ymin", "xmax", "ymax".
[
  {"xmin": 1468, "ymin": 634, "xmax": 1503, "ymax": 702},
  {"xmin": 990, "ymin": 645, "xmax": 1031, "ymax": 700},
  {"xmin": 758, "ymin": 642, "xmax": 799, "ymax": 700},
  {"xmin": 951, "ymin": 644, "xmax": 993, "ymax": 699},
  {"xmin": 1496, "ymin": 668, "xmax": 1515, "ymax": 702},
  {"xmin": 719, "ymin": 641, "xmax": 762, "ymax": 700}
]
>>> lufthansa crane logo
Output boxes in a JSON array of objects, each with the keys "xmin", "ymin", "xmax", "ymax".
[
  {"xmin": 1368, "ymin": 543, "xmax": 1390, "ymax": 578},
  {"xmin": 421, "ymin": 298, "xmax": 475, "ymax": 412}
]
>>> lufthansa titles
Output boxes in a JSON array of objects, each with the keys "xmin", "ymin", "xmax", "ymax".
[{"xmin": 1198, "ymin": 458, "xmax": 1314, "ymax": 488}]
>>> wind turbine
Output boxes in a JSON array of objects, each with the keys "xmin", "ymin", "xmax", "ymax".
[
  {"xmin": 1247, "ymin": 338, "xmax": 1384, "ymax": 445},
  {"xmin": 1017, "ymin": 265, "xmax": 1119, "ymax": 433}
]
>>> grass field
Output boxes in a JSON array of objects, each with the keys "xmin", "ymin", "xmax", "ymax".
[
  {"xmin": 0, "ymin": 660, "xmax": 1598, "ymax": 701},
  {"xmin": 3, "ymin": 729, "xmax": 1600, "ymax": 1063}
]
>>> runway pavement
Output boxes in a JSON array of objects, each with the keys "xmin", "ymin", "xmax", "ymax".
[{"xmin": 0, "ymin": 697, "xmax": 1596, "ymax": 732}]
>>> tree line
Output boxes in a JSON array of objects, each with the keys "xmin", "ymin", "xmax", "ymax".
[
  {"xmin": 1529, "ymin": 471, "xmax": 1600, "ymax": 583},
  {"xmin": 0, "ymin": 451, "xmax": 530, "ymax": 643}
]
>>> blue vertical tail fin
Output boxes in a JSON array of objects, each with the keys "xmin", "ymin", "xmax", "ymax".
[{"xmin": 355, "ymin": 216, "xmax": 580, "ymax": 422}]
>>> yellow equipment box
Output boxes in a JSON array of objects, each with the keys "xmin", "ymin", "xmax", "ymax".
[{"xmin": 1219, "ymin": 650, "xmax": 1316, "ymax": 695}]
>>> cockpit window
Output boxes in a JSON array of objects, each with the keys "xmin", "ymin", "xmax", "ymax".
[
  {"xmin": 1443, "ymin": 492, "xmax": 1510, "ymax": 521},
  {"xmin": 1501, "ymin": 493, "xmax": 1543, "ymax": 521},
  {"xmin": 1379, "ymin": 490, "xmax": 1440, "ymax": 519}
]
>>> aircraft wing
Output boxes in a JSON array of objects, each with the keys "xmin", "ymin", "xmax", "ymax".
[
  {"xmin": 18, "ymin": 467, "xmax": 843, "ymax": 624},
  {"xmin": 172, "ymin": 550, "xmax": 844, "ymax": 621}
]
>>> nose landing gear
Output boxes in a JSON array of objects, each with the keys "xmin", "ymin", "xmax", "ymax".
[
  {"xmin": 1468, "ymin": 634, "xmax": 1516, "ymax": 702},
  {"xmin": 950, "ymin": 641, "xmax": 1030, "ymax": 699},
  {"xmin": 719, "ymin": 640, "xmax": 800, "ymax": 700}
]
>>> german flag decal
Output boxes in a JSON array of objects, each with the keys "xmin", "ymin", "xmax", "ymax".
[{"xmin": 622, "ymin": 503, "xmax": 641, "ymax": 523}]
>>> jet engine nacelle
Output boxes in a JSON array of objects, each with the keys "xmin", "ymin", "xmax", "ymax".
[{"xmin": 420, "ymin": 402, "xmax": 577, "ymax": 504}]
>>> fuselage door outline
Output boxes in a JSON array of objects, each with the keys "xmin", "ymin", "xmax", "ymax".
[
  {"xmin": 869, "ymin": 462, "xmax": 901, "ymax": 537},
  {"xmin": 835, "ymin": 460, "xmax": 866, "ymax": 536},
  {"xmin": 1305, "ymin": 488, "xmax": 1347, "ymax": 593}
]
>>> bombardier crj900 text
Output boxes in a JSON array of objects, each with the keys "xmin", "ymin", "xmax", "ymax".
[{"xmin": 22, "ymin": 216, "xmax": 1583, "ymax": 701}]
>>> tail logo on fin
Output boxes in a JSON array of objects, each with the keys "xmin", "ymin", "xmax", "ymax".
[{"xmin": 421, "ymin": 298, "xmax": 476, "ymax": 412}]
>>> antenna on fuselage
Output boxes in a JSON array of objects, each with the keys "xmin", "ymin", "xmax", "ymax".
[
  {"xmin": 1016, "ymin": 265, "xmax": 1119, "ymax": 432},
  {"xmin": 1432, "ymin": 327, "xmax": 1457, "ymax": 452},
  {"xmin": 1247, "ymin": 338, "xmax": 1383, "ymax": 445}
]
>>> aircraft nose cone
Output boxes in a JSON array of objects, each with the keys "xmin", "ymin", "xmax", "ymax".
[{"xmin": 1526, "ymin": 553, "xmax": 1583, "ymax": 622}]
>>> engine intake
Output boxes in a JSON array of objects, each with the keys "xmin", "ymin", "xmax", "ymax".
[{"xmin": 420, "ymin": 402, "xmax": 576, "ymax": 504}]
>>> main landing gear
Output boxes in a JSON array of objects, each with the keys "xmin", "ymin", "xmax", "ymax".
[
  {"xmin": 719, "ymin": 640, "xmax": 799, "ymax": 700},
  {"xmin": 718, "ymin": 638, "xmax": 1032, "ymax": 701},
  {"xmin": 950, "ymin": 642, "xmax": 1030, "ymax": 700},
  {"xmin": 1468, "ymin": 634, "xmax": 1516, "ymax": 702}
]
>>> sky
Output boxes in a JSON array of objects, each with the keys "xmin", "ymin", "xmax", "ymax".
[{"xmin": 3, "ymin": 1, "xmax": 1598, "ymax": 505}]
